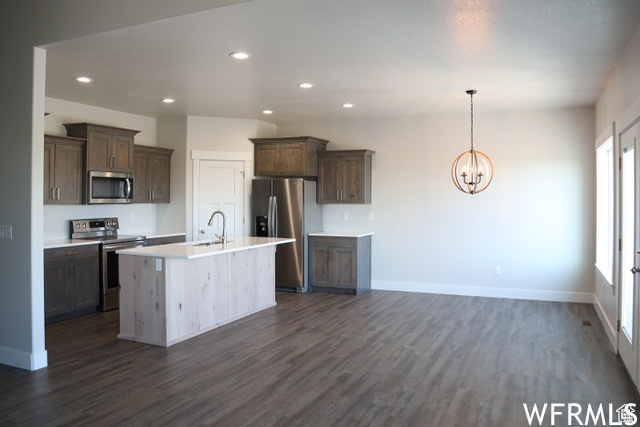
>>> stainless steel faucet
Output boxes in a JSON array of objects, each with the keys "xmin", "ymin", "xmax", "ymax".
[{"xmin": 207, "ymin": 210, "xmax": 227, "ymax": 244}]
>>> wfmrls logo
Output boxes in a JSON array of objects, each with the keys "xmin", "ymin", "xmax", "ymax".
[{"xmin": 523, "ymin": 403, "xmax": 637, "ymax": 426}]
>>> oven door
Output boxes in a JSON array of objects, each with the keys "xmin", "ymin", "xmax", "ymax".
[{"xmin": 101, "ymin": 240, "xmax": 145, "ymax": 311}]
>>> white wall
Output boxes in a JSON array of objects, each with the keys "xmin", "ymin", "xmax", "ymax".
[
  {"xmin": 596, "ymin": 22, "xmax": 640, "ymax": 135},
  {"xmin": 279, "ymin": 106, "xmax": 595, "ymax": 301},
  {"xmin": 184, "ymin": 116, "xmax": 276, "ymax": 238},
  {"xmin": 594, "ymin": 21, "xmax": 640, "ymax": 348},
  {"xmin": 43, "ymin": 98, "xmax": 159, "ymax": 239},
  {"xmin": 157, "ymin": 116, "xmax": 189, "ymax": 234}
]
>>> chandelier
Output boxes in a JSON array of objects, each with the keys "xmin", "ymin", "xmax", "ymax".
[{"xmin": 451, "ymin": 90, "xmax": 493, "ymax": 195}]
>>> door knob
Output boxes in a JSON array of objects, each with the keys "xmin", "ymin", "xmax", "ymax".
[
  {"xmin": 632, "ymin": 267, "xmax": 640, "ymax": 274},
  {"xmin": 200, "ymin": 229, "xmax": 206, "ymax": 234}
]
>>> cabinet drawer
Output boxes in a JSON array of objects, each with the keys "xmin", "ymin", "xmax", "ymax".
[
  {"xmin": 45, "ymin": 244, "xmax": 99, "ymax": 262},
  {"xmin": 309, "ymin": 236, "xmax": 357, "ymax": 249}
]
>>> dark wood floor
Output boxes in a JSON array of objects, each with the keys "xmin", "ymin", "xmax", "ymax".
[{"xmin": 0, "ymin": 291, "xmax": 638, "ymax": 426}]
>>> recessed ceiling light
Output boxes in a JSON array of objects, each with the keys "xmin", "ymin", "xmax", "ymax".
[
  {"xmin": 297, "ymin": 82, "xmax": 315, "ymax": 89},
  {"xmin": 75, "ymin": 76, "xmax": 93, "ymax": 83},
  {"xmin": 262, "ymin": 110, "xmax": 273, "ymax": 115},
  {"xmin": 162, "ymin": 98, "xmax": 175, "ymax": 104},
  {"xmin": 342, "ymin": 103, "xmax": 354, "ymax": 108},
  {"xmin": 229, "ymin": 52, "xmax": 250, "ymax": 60}
]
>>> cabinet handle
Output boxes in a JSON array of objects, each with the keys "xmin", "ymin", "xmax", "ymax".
[
  {"xmin": 65, "ymin": 250, "xmax": 78, "ymax": 256},
  {"xmin": 327, "ymin": 240, "xmax": 337, "ymax": 243},
  {"xmin": 51, "ymin": 187, "xmax": 55, "ymax": 201},
  {"xmin": 57, "ymin": 187, "xmax": 61, "ymax": 200},
  {"xmin": 337, "ymin": 191, "xmax": 339, "ymax": 200},
  {"xmin": 152, "ymin": 190, "xmax": 155, "ymax": 200},
  {"xmin": 341, "ymin": 191, "xmax": 344, "ymax": 200}
]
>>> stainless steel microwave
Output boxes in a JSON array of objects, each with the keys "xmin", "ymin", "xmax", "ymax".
[{"xmin": 88, "ymin": 171, "xmax": 133, "ymax": 204}]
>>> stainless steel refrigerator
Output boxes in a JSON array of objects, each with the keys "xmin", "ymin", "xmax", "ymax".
[{"xmin": 251, "ymin": 178, "xmax": 323, "ymax": 291}]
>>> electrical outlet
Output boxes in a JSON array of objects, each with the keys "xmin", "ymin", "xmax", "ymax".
[
  {"xmin": 0, "ymin": 225, "xmax": 12, "ymax": 240},
  {"xmin": 367, "ymin": 212, "xmax": 375, "ymax": 221},
  {"xmin": 343, "ymin": 212, "xmax": 349, "ymax": 221},
  {"xmin": 155, "ymin": 258, "xmax": 162, "ymax": 271},
  {"xmin": 494, "ymin": 266, "xmax": 501, "ymax": 275}
]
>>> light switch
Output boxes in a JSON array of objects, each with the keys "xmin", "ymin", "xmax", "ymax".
[
  {"xmin": 155, "ymin": 258, "xmax": 162, "ymax": 271},
  {"xmin": 0, "ymin": 225, "xmax": 12, "ymax": 240}
]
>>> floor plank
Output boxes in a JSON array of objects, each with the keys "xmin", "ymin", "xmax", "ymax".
[{"xmin": 0, "ymin": 291, "xmax": 638, "ymax": 426}]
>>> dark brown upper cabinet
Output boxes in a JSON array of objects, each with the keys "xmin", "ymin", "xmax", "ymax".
[
  {"xmin": 250, "ymin": 136, "xmax": 329, "ymax": 178},
  {"xmin": 317, "ymin": 150, "xmax": 374, "ymax": 204},
  {"xmin": 133, "ymin": 145, "xmax": 173, "ymax": 203},
  {"xmin": 64, "ymin": 123, "xmax": 140, "ymax": 173},
  {"xmin": 44, "ymin": 134, "xmax": 85, "ymax": 204}
]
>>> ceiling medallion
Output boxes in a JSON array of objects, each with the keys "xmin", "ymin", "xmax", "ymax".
[{"xmin": 451, "ymin": 90, "xmax": 494, "ymax": 195}]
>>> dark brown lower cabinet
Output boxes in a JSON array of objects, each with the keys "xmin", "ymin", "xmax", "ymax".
[
  {"xmin": 145, "ymin": 235, "xmax": 186, "ymax": 246},
  {"xmin": 44, "ymin": 244, "xmax": 99, "ymax": 324},
  {"xmin": 309, "ymin": 234, "xmax": 371, "ymax": 295}
]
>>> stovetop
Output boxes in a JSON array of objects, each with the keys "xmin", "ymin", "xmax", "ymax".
[{"xmin": 75, "ymin": 234, "xmax": 146, "ymax": 244}]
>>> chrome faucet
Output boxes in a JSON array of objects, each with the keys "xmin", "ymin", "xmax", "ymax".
[{"xmin": 207, "ymin": 210, "xmax": 227, "ymax": 244}]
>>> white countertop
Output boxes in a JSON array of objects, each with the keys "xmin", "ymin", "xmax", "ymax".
[
  {"xmin": 117, "ymin": 236, "xmax": 295, "ymax": 259},
  {"xmin": 44, "ymin": 239, "xmax": 101, "ymax": 249},
  {"xmin": 308, "ymin": 232, "xmax": 374, "ymax": 238}
]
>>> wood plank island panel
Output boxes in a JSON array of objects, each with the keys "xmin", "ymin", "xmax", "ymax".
[{"xmin": 118, "ymin": 245, "xmax": 276, "ymax": 347}]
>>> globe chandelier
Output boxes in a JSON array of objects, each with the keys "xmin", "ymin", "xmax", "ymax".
[{"xmin": 451, "ymin": 90, "xmax": 494, "ymax": 195}]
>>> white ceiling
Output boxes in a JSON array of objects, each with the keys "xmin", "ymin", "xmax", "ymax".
[{"xmin": 44, "ymin": 0, "xmax": 640, "ymax": 124}]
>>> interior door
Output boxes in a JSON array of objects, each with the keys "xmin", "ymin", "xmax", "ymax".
[
  {"xmin": 196, "ymin": 160, "xmax": 245, "ymax": 242},
  {"xmin": 619, "ymin": 121, "xmax": 640, "ymax": 384}
]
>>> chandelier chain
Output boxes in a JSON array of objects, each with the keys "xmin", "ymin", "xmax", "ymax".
[{"xmin": 470, "ymin": 91, "xmax": 474, "ymax": 151}]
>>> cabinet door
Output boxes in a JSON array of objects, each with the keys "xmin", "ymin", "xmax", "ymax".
[
  {"xmin": 112, "ymin": 135, "xmax": 133, "ymax": 172},
  {"xmin": 133, "ymin": 152, "xmax": 149, "ymax": 202},
  {"xmin": 54, "ymin": 143, "xmax": 84, "ymax": 204},
  {"xmin": 44, "ymin": 261, "xmax": 71, "ymax": 317},
  {"xmin": 280, "ymin": 144, "xmax": 306, "ymax": 175},
  {"xmin": 149, "ymin": 155, "xmax": 170, "ymax": 202},
  {"xmin": 342, "ymin": 157, "xmax": 364, "ymax": 203},
  {"xmin": 44, "ymin": 142, "xmax": 56, "ymax": 203},
  {"xmin": 334, "ymin": 247, "xmax": 357, "ymax": 289},
  {"xmin": 317, "ymin": 157, "xmax": 341, "ymax": 204},
  {"xmin": 309, "ymin": 246, "xmax": 333, "ymax": 288},
  {"xmin": 254, "ymin": 144, "xmax": 281, "ymax": 176},
  {"xmin": 87, "ymin": 131, "xmax": 112, "ymax": 170},
  {"xmin": 70, "ymin": 257, "xmax": 99, "ymax": 310}
]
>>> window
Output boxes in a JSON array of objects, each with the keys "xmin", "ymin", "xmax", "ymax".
[{"xmin": 595, "ymin": 137, "xmax": 614, "ymax": 282}]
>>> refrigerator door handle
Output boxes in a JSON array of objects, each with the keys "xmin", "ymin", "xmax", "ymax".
[
  {"xmin": 267, "ymin": 196, "xmax": 274, "ymax": 237},
  {"xmin": 272, "ymin": 196, "xmax": 278, "ymax": 237}
]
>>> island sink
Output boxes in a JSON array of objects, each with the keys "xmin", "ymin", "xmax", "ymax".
[{"xmin": 180, "ymin": 240, "xmax": 233, "ymax": 247}]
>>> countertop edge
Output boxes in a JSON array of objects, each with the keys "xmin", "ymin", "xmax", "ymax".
[
  {"xmin": 44, "ymin": 239, "xmax": 101, "ymax": 249},
  {"xmin": 308, "ymin": 232, "xmax": 374, "ymax": 238}
]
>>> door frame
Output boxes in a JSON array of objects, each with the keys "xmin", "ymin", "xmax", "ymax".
[{"xmin": 191, "ymin": 150, "xmax": 253, "ymax": 241}]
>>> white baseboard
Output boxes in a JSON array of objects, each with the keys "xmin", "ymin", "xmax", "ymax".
[
  {"xmin": 0, "ymin": 346, "xmax": 47, "ymax": 371},
  {"xmin": 594, "ymin": 295, "xmax": 617, "ymax": 352},
  {"xmin": 372, "ymin": 280, "xmax": 594, "ymax": 304}
]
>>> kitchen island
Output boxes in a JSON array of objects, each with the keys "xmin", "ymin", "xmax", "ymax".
[{"xmin": 117, "ymin": 236, "xmax": 294, "ymax": 347}]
